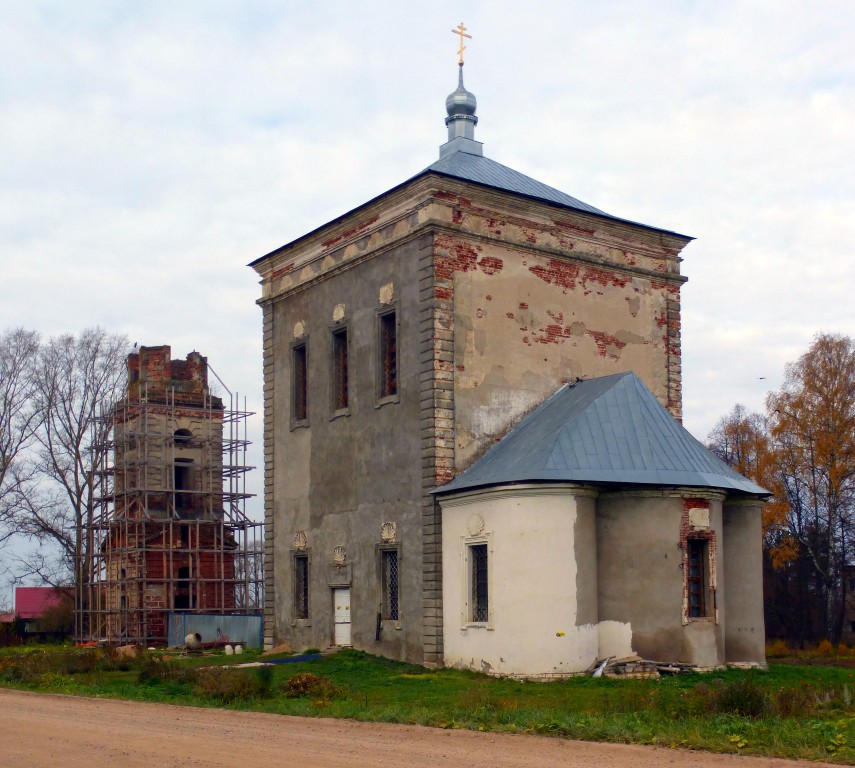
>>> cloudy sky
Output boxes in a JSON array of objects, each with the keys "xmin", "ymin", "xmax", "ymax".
[{"xmin": 2, "ymin": 1, "xmax": 853, "ymax": 533}]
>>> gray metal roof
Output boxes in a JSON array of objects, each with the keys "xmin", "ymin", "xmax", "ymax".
[
  {"xmin": 434, "ymin": 372, "xmax": 769, "ymax": 497},
  {"xmin": 424, "ymin": 151, "xmax": 608, "ymax": 216},
  {"xmin": 250, "ymin": 148, "xmax": 692, "ymax": 268},
  {"xmin": 418, "ymin": 150, "xmax": 692, "ymax": 239}
]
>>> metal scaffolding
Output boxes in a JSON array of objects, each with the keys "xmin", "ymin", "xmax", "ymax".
[{"xmin": 78, "ymin": 379, "xmax": 261, "ymax": 646}]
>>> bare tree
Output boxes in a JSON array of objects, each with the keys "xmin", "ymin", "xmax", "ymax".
[
  {"xmin": 0, "ymin": 329, "xmax": 42, "ymax": 561},
  {"xmin": 6, "ymin": 329, "xmax": 128, "ymax": 591}
]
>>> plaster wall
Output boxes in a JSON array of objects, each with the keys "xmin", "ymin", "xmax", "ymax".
[
  {"xmin": 268, "ymin": 237, "xmax": 429, "ymax": 661},
  {"xmin": 441, "ymin": 485, "xmax": 600, "ymax": 677},
  {"xmin": 597, "ymin": 491, "xmax": 725, "ymax": 667},
  {"xmin": 441, "ymin": 233, "xmax": 679, "ymax": 469},
  {"xmin": 722, "ymin": 500, "xmax": 766, "ymax": 664},
  {"xmin": 253, "ymin": 173, "xmax": 691, "ymax": 666}
]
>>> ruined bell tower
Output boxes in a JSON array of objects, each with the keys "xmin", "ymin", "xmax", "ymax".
[{"xmin": 80, "ymin": 346, "xmax": 261, "ymax": 646}]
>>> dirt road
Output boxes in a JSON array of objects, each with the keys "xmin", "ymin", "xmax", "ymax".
[{"xmin": 0, "ymin": 689, "xmax": 839, "ymax": 768}]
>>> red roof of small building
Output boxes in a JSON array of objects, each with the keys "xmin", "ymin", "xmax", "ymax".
[
  {"xmin": 15, "ymin": 587, "xmax": 72, "ymax": 620},
  {"xmin": 0, "ymin": 612, "xmax": 15, "ymax": 623}
]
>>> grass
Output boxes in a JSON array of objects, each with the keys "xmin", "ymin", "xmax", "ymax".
[{"xmin": 2, "ymin": 645, "xmax": 855, "ymax": 763}]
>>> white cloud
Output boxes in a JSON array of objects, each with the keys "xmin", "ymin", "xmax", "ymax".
[{"xmin": 0, "ymin": 1, "xmax": 853, "ymax": 564}]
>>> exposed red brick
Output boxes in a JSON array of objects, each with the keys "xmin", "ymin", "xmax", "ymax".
[
  {"xmin": 529, "ymin": 259, "xmax": 580, "ymax": 291},
  {"xmin": 585, "ymin": 330, "xmax": 627, "ymax": 359},
  {"xmin": 534, "ymin": 324, "xmax": 568, "ymax": 344},
  {"xmin": 435, "ymin": 287, "xmax": 452, "ymax": 300},
  {"xmin": 581, "ymin": 267, "xmax": 629, "ymax": 289},
  {"xmin": 271, "ymin": 263, "xmax": 294, "ymax": 280},
  {"xmin": 434, "ymin": 236, "xmax": 481, "ymax": 280},
  {"xmin": 519, "ymin": 302, "xmax": 529, "ymax": 310},
  {"xmin": 434, "ymin": 191, "xmax": 472, "ymax": 207},
  {"xmin": 322, "ymin": 215, "xmax": 380, "ymax": 249},
  {"xmin": 553, "ymin": 219, "xmax": 596, "ymax": 236},
  {"xmin": 478, "ymin": 256, "xmax": 503, "ymax": 275},
  {"xmin": 650, "ymin": 280, "xmax": 681, "ymax": 295}
]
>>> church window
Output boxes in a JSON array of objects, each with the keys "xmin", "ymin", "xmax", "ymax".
[
  {"xmin": 380, "ymin": 548, "xmax": 399, "ymax": 621},
  {"xmin": 469, "ymin": 543, "xmax": 489, "ymax": 623},
  {"xmin": 294, "ymin": 554, "xmax": 309, "ymax": 620},
  {"xmin": 378, "ymin": 309, "xmax": 397, "ymax": 399},
  {"xmin": 292, "ymin": 342, "xmax": 308, "ymax": 423},
  {"xmin": 174, "ymin": 565, "xmax": 195, "ymax": 610},
  {"xmin": 687, "ymin": 539, "xmax": 710, "ymax": 618},
  {"xmin": 174, "ymin": 459, "xmax": 193, "ymax": 513},
  {"xmin": 331, "ymin": 326, "xmax": 349, "ymax": 411},
  {"xmin": 174, "ymin": 428, "xmax": 193, "ymax": 446}
]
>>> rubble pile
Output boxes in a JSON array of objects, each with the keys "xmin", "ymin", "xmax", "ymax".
[{"xmin": 587, "ymin": 655, "xmax": 698, "ymax": 678}]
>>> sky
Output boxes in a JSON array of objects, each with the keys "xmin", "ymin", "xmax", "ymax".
[{"xmin": 2, "ymin": 1, "xmax": 854, "ymax": 550}]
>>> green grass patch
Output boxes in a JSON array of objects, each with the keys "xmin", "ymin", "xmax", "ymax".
[{"xmin": 2, "ymin": 645, "xmax": 855, "ymax": 762}]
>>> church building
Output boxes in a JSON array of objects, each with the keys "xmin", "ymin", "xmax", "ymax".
[{"xmin": 250, "ymin": 47, "xmax": 767, "ymax": 675}]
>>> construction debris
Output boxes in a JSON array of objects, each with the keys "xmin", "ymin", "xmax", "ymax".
[{"xmin": 587, "ymin": 655, "xmax": 700, "ymax": 678}]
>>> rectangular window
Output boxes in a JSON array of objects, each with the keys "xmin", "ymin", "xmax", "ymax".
[
  {"xmin": 687, "ymin": 539, "xmax": 708, "ymax": 618},
  {"xmin": 174, "ymin": 459, "xmax": 192, "ymax": 512},
  {"xmin": 293, "ymin": 343, "xmax": 308, "ymax": 422},
  {"xmin": 294, "ymin": 554, "xmax": 309, "ymax": 620},
  {"xmin": 379, "ymin": 310, "xmax": 397, "ymax": 398},
  {"xmin": 470, "ymin": 543, "xmax": 489, "ymax": 623},
  {"xmin": 381, "ymin": 549, "xmax": 399, "ymax": 621},
  {"xmin": 332, "ymin": 327, "xmax": 348, "ymax": 411}
]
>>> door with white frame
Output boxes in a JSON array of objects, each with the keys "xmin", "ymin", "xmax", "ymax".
[{"xmin": 333, "ymin": 587, "xmax": 351, "ymax": 646}]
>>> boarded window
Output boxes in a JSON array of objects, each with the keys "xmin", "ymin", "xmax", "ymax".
[
  {"xmin": 687, "ymin": 539, "xmax": 708, "ymax": 618},
  {"xmin": 332, "ymin": 327, "xmax": 348, "ymax": 410},
  {"xmin": 470, "ymin": 543, "xmax": 488, "ymax": 623},
  {"xmin": 293, "ymin": 343, "xmax": 308, "ymax": 421},
  {"xmin": 381, "ymin": 549, "xmax": 399, "ymax": 621},
  {"xmin": 294, "ymin": 554, "xmax": 309, "ymax": 620},
  {"xmin": 379, "ymin": 311, "xmax": 397, "ymax": 398}
]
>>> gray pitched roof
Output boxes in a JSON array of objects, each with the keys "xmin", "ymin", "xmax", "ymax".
[
  {"xmin": 434, "ymin": 372, "xmax": 769, "ymax": 497},
  {"xmin": 425, "ymin": 152, "xmax": 608, "ymax": 216},
  {"xmin": 420, "ymin": 151, "xmax": 691, "ymax": 239},
  {"xmin": 250, "ymin": 148, "xmax": 691, "ymax": 268}
]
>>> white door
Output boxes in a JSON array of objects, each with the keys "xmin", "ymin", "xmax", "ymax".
[{"xmin": 333, "ymin": 588, "xmax": 351, "ymax": 646}]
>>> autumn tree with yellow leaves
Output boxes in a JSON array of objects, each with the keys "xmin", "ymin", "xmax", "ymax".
[{"xmin": 709, "ymin": 333, "xmax": 855, "ymax": 644}]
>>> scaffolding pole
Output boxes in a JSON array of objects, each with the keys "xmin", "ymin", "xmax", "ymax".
[{"xmin": 78, "ymin": 380, "xmax": 261, "ymax": 646}]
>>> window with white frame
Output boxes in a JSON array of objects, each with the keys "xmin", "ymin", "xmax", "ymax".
[{"xmin": 469, "ymin": 543, "xmax": 489, "ymax": 623}]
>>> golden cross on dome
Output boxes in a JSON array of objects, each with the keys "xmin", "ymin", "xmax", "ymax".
[{"xmin": 451, "ymin": 22, "xmax": 471, "ymax": 65}]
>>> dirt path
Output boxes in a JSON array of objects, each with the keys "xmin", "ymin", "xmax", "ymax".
[{"xmin": 0, "ymin": 689, "xmax": 839, "ymax": 768}]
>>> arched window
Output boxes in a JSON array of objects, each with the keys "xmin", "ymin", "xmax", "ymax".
[{"xmin": 174, "ymin": 428, "xmax": 193, "ymax": 446}]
